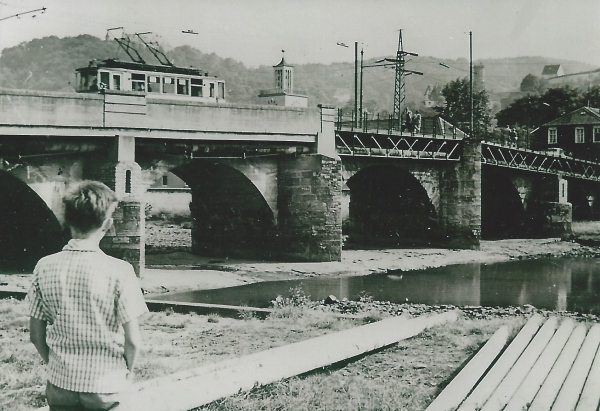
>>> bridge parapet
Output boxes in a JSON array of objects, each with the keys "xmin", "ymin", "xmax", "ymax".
[{"xmin": 0, "ymin": 88, "xmax": 320, "ymax": 139}]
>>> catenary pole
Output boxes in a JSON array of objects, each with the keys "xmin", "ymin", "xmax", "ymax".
[
  {"xmin": 360, "ymin": 47, "xmax": 364, "ymax": 128},
  {"xmin": 354, "ymin": 41, "xmax": 358, "ymax": 129},
  {"xmin": 470, "ymin": 31, "xmax": 474, "ymax": 138}
]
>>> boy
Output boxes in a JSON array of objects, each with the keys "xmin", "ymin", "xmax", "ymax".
[{"xmin": 28, "ymin": 180, "xmax": 148, "ymax": 411}]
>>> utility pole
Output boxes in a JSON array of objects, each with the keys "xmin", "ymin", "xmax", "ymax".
[
  {"xmin": 390, "ymin": 30, "xmax": 421, "ymax": 131},
  {"xmin": 354, "ymin": 41, "xmax": 358, "ymax": 129},
  {"xmin": 393, "ymin": 30, "xmax": 405, "ymax": 131},
  {"xmin": 469, "ymin": 31, "xmax": 474, "ymax": 138},
  {"xmin": 360, "ymin": 47, "xmax": 364, "ymax": 128}
]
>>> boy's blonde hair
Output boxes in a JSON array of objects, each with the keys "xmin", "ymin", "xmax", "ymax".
[{"xmin": 63, "ymin": 180, "xmax": 118, "ymax": 233}]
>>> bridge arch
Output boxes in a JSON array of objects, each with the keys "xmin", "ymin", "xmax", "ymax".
[
  {"xmin": 342, "ymin": 163, "xmax": 439, "ymax": 246},
  {"xmin": 171, "ymin": 160, "xmax": 277, "ymax": 258},
  {"xmin": 481, "ymin": 167, "xmax": 528, "ymax": 239},
  {"xmin": 0, "ymin": 170, "xmax": 66, "ymax": 272}
]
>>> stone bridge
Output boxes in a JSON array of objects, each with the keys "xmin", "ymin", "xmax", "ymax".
[{"xmin": 1, "ymin": 88, "xmax": 598, "ymax": 274}]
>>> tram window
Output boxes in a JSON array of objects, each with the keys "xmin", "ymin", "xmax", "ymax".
[
  {"xmin": 218, "ymin": 82, "xmax": 225, "ymax": 99},
  {"xmin": 163, "ymin": 77, "xmax": 175, "ymax": 94},
  {"xmin": 177, "ymin": 78, "xmax": 189, "ymax": 95},
  {"xmin": 132, "ymin": 73, "xmax": 145, "ymax": 92},
  {"xmin": 147, "ymin": 76, "xmax": 161, "ymax": 93},
  {"xmin": 100, "ymin": 72, "xmax": 110, "ymax": 89},
  {"xmin": 89, "ymin": 75, "xmax": 98, "ymax": 91},
  {"xmin": 191, "ymin": 78, "xmax": 203, "ymax": 97},
  {"xmin": 209, "ymin": 83, "xmax": 215, "ymax": 97},
  {"xmin": 112, "ymin": 74, "xmax": 121, "ymax": 90}
]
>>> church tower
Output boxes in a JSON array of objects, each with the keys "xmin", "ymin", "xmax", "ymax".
[
  {"xmin": 259, "ymin": 51, "xmax": 308, "ymax": 107},
  {"xmin": 274, "ymin": 54, "xmax": 293, "ymax": 93}
]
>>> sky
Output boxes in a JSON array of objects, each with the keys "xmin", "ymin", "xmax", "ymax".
[{"xmin": 0, "ymin": 0, "xmax": 599, "ymax": 68}]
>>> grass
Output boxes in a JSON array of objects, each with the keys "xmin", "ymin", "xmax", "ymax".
[{"xmin": 1, "ymin": 297, "xmax": 526, "ymax": 411}]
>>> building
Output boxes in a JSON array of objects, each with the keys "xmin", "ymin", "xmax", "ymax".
[
  {"xmin": 143, "ymin": 172, "xmax": 192, "ymax": 219},
  {"xmin": 423, "ymin": 84, "xmax": 444, "ymax": 108},
  {"xmin": 258, "ymin": 55, "xmax": 308, "ymax": 107},
  {"xmin": 541, "ymin": 64, "xmax": 564, "ymax": 78},
  {"xmin": 532, "ymin": 106, "xmax": 600, "ymax": 160}
]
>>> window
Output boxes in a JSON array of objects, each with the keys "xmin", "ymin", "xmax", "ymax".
[
  {"xmin": 112, "ymin": 74, "xmax": 121, "ymax": 90},
  {"xmin": 209, "ymin": 83, "xmax": 215, "ymax": 98},
  {"xmin": 191, "ymin": 78, "xmax": 203, "ymax": 97},
  {"xmin": 100, "ymin": 72, "xmax": 110, "ymax": 89},
  {"xmin": 548, "ymin": 127, "xmax": 557, "ymax": 144},
  {"xmin": 147, "ymin": 76, "xmax": 161, "ymax": 93},
  {"xmin": 218, "ymin": 82, "xmax": 225, "ymax": 99},
  {"xmin": 162, "ymin": 77, "xmax": 175, "ymax": 93},
  {"xmin": 162, "ymin": 175, "xmax": 168, "ymax": 186},
  {"xmin": 575, "ymin": 127, "xmax": 585, "ymax": 143},
  {"xmin": 125, "ymin": 170, "xmax": 132, "ymax": 194},
  {"xmin": 177, "ymin": 78, "xmax": 189, "ymax": 95},
  {"xmin": 132, "ymin": 73, "xmax": 145, "ymax": 92},
  {"xmin": 594, "ymin": 127, "xmax": 600, "ymax": 142}
]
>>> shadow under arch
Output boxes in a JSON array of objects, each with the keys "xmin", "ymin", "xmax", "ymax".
[
  {"xmin": 345, "ymin": 165, "xmax": 438, "ymax": 247},
  {"xmin": 0, "ymin": 171, "xmax": 66, "ymax": 273},
  {"xmin": 173, "ymin": 161, "xmax": 277, "ymax": 259},
  {"xmin": 481, "ymin": 167, "xmax": 528, "ymax": 239}
]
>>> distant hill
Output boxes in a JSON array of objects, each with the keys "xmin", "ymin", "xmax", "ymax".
[{"xmin": 1, "ymin": 35, "xmax": 598, "ymax": 114}]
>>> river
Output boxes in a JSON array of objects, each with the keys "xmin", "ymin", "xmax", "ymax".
[{"xmin": 151, "ymin": 257, "xmax": 600, "ymax": 313}]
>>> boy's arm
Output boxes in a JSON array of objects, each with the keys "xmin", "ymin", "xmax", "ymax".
[
  {"xmin": 29, "ymin": 317, "xmax": 49, "ymax": 364},
  {"xmin": 123, "ymin": 317, "xmax": 143, "ymax": 378}
]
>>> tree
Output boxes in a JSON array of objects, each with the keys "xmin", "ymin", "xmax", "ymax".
[
  {"xmin": 580, "ymin": 85, "xmax": 600, "ymax": 108},
  {"xmin": 438, "ymin": 77, "xmax": 491, "ymax": 137},
  {"xmin": 520, "ymin": 74, "xmax": 547, "ymax": 94},
  {"xmin": 496, "ymin": 85, "xmax": 582, "ymax": 129}
]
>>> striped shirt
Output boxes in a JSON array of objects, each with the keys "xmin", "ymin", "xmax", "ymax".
[{"xmin": 27, "ymin": 239, "xmax": 148, "ymax": 393}]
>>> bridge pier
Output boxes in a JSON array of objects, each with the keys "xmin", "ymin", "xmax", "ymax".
[
  {"xmin": 278, "ymin": 154, "xmax": 342, "ymax": 261},
  {"xmin": 440, "ymin": 138, "xmax": 482, "ymax": 249},
  {"xmin": 95, "ymin": 135, "xmax": 145, "ymax": 276},
  {"xmin": 528, "ymin": 174, "xmax": 572, "ymax": 238}
]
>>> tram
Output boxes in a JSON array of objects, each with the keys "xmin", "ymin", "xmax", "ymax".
[{"xmin": 76, "ymin": 58, "xmax": 226, "ymax": 103}]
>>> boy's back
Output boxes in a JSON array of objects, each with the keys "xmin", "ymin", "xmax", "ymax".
[
  {"xmin": 28, "ymin": 180, "xmax": 148, "ymax": 410},
  {"xmin": 30, "ymin": 239, "xmax": 147, "ymax": 393}
]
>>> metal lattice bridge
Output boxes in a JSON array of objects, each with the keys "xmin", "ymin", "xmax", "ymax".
[{"xmin": 335, "ymin": 119, "xmax": 600, "ymax": 182}]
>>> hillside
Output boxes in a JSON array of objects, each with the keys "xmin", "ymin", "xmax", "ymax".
[{"xmin": 0, "ymin": 34, "xmax": 598, "ymax": 114}]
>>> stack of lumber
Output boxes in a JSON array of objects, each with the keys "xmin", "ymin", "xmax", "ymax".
[{"xmin": 426, "ymin": 314, "xmax": 600, "ymax": 411}]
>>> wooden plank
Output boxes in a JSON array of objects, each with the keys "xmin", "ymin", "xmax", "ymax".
[
  {"xmin": 528, "ymin": 323, "xmax": 587, "ymax": 411},
  {"xmin": 457, "ymin": 314, "xmax": 544, "ymax": 411},
  {"xmin": 131, "ymin": 311, "xmax": 459, "ymax": 411},
  {"xmin": 504, "ymin": 318, "xmax": 575, "ymax": 411},
  {"xmin": 479, "ymin": 317, "xmax": 558, "ymax": 411},
  {"xmin": 552, "ymin": 324, "xmax": 600, "ymax": 411},
  {"xmin": 575, "ymin": 324, "xmax": 600, "ymax": 411},
  {"xmin": 424, "ymin": 326, "xmax": 510, "ymax": 411}
]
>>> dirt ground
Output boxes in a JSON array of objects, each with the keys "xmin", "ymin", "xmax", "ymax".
[{"xmin": 3, "ymin": 237, "xmax": 599, "ymax": 296}]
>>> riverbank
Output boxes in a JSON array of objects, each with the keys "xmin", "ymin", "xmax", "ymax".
[
  {"xmin": 2, "ymin": 238, "xmax": 600, "ymax": 297},
  {"xmin": 4, "ymin": 292, "xmax": 600, "ymax": 411}
]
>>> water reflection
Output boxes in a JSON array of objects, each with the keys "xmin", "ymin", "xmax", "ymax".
[{"xmin": 152, "ymin": 258, "xmax": 600, "ymax": 313}]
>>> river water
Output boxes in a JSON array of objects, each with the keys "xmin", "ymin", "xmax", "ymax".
[{"xmin": 152, "ymin": 258, "xmax": 600, "ymax": 313}]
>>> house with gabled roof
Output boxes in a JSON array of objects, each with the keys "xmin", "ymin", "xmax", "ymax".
[
  {"xmin": 533, "ymin": 106, "xmax": 600, "ymax": 160},
  {"xmin": 541, "ymin": 64, "xmax": 564, "ymax": 77}
]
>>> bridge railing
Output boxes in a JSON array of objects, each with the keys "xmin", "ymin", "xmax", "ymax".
[
  {"xmin": 483, "ymin": 127, "xmax": 535, "ymax": 150},
  {"xmin": 335, "ymin": 110, "xmax": 467, "ymax": 140}
]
